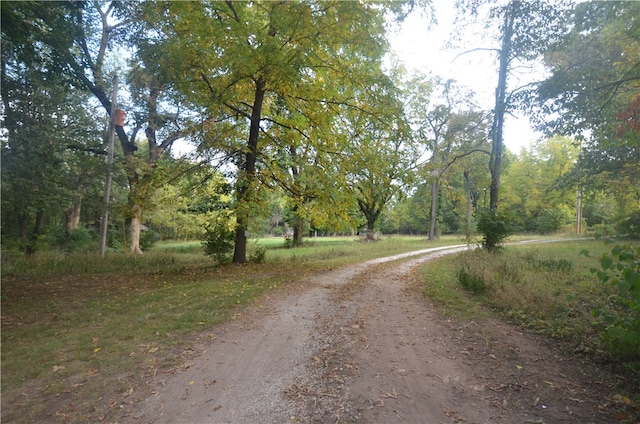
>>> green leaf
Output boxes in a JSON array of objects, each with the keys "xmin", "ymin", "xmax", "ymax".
[
  {"xmin": 600, "ymin": 255, "xmax": 613, "ymax": 271},
  {"xmin": 623, "ymin": 270, "xmax": 639, "ymax": 287},
  {"xmin": 579, "ymin": 249, "xmax": 590, "ymax": 257},
  {"xmin": 596, "ymin": 270, "xmax": 610, "ymax": 283}
]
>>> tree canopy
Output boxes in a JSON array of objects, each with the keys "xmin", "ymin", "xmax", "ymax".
[{"xmin": 1, "ymin": 0, "xmax": 638, "ymax": 258}]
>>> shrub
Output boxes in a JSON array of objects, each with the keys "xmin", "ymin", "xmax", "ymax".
[
  {"xmin": 616, "ymin": 210, "xmax": 640, "ymax": 239},
  {"xmin": 587, "ymin": 241, "xmax": 640, "ymax": 360},
  {"xmin": 249, "ymin": 246, "xmax": 267, "ymax": 264},
  {"xmin": 50, "ymin": 227, "xmax": 98, "ymax": 253},
  {"xmin": 533, "ymin": 258, "xmax": 573, "ymax": 272},
  {"xmin": 535, "ymin": 208, "xmax": 569, "ymax": 234},
  {"xmin": 202, "ymin": 220, "xmax": 235, "ymax": 265},
  {"xmin": 139, "ymin": 227, "xmax": 160, "ymax": 251},
  {"xmin": 475, "ymin": 209, "xmax": 514, "ymax": 252}
]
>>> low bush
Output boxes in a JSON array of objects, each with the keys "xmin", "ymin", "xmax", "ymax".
[
  {"xmin": 475, "ymin": 209, "xmax": 514, "ymax": 252},
  {"xmin": 586, "ymin": 241, "xmax": 640, "ymax": 360},
  {"xmin": 202, "ymin": 220, "xmax": 235, "ymax": 265},
  {"xmin": 616, "ymin": 210, "xmax": 640, "ymax": 239},
  {"xmin": 249, "ymin": 246, "xmax": 267, "ymax": 263}
]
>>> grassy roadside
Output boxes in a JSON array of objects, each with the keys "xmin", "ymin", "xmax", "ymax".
[
  {"xmin": 418, "ymin": 238, "xmax": 640, "ymax": 407},
  {"xmin": 1, "ymin": 235, "xmax": 458, "ymax": 424},
  {"xmin": 420, "ymin": 240, "xmax": 611, "ymax": 340}
]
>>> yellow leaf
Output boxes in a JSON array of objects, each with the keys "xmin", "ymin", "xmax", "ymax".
[
  {"xmin": 94, "ymin": 347, "xmax": 102, "ymax": 353},
  {"xmin": 188, "ymin": 380, "xmax": 195, "ymax": 385}
]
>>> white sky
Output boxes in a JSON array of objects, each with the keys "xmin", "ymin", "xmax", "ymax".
[{"xmin": 386, "ymin": 0, "xmax": 543, "ymax": 154}]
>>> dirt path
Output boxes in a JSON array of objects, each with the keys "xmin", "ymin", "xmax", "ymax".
[{"xmin": 124, "ymin": 247, "xmax": 623, "ymax": 424}]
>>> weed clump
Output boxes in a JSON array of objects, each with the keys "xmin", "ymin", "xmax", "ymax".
[
  {"xmin": 586, "ymin": 241, "xmax": 640, "ymax": 361},
  {"xmin": 457, "ymin": 267, "xmax": 486, "ymax": 293},
  {"xmin": 454, "ymin": 248, "xmax": 595, "ymax": 344}
]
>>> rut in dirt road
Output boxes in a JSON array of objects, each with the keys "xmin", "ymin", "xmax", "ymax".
[{"xmin": 125, "ymin": 246, "xmax": 620, "ymax": 424}]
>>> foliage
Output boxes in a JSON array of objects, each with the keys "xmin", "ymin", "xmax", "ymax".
[
  {"xmin": 617, "ymin": 211, "xmax": 640, "ymax": 240},
  {"xmin": 249, "ymin": 246, "xmax": 267, "ymax": 264},
  {"xmin": 535, "ymin": 1, "xmax": 640, "ymax": 182},
  {"xmin": 0, "ymin": 48, "xmax": 106, "ymax": 253},
  {"xmin": 587, "ymin": 241, "xmax": 640, "ymax": 360},
  {"xmin": 501, "ymin": 136, "xmax": 578, "ymax": 234},
  {"xmin": 202, "ymin": 219, "xmax": 236, "ymax": 265},
  {"xmin": 475, "ymin": 208, "xmax": 514, "ymax": 252},
  {"xmin": 1, "ymin": 1, "xmax": 197, "ymax": 254},
  {"xmin": 49, "ymin": 227, "xmax": 99, "ymax": 253}
]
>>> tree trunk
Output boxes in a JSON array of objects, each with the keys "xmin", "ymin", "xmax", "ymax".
[
  {"xmin": 293, "ymin": 217, "xmax": 304, "ymax": 246},
  {"xmin": 464, "ymin": 169, "xmax": 472, "ymax": 239},
  {"xmin": 489, "ymin": 1, "xmax": 515, "ymax": 212},
  {"xmin": 129, "ymin": 205, "xmax": 143, "ymax": 254},
  {"xmin": 428, "ymin": 178, "xmax": 439, "ymax": 241},
  {"xmin": 67, "ymin": 200, "xmax": 82, "ymax": 231},
  {"xmin": 26, "ymin": 208, "xmax": 44, "ymax": 255},
  {"xmin": 233, "ymin": 77, "xmax": 266, "ymax": 264}
]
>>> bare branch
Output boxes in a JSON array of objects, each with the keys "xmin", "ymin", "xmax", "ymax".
[
  {"xmin": 66, "ymin": 144, "xmax": 107, "ymax": 155},
  {"xmin": 441, "ymin": 149, "xmax": 490, "ymax": 175},
  {"xmin": 452, "ymin": 47, "xmax": 500, "ymax": 63}
]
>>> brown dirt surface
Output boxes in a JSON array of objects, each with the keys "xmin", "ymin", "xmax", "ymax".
[{"xmin": 121, "ymin": 247, "xmax": 634, "ymax": 424}]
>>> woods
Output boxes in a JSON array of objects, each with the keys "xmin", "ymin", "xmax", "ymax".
[
  {"xmin": 2, "ymin": 2, "xmax": 640, "ymax": 423},
  {"xmin": 1, "ymin": 0, "xmax": 638, "ymax": 256}
]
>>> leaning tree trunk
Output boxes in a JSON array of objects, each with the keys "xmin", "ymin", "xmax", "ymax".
[{"xmin": 489, "ymin": 2, "xmax": 515, "ymax": 212}]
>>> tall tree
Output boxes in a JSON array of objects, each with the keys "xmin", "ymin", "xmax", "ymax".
[
  {"xmin": 3, "ymin": 1, "xmax": 192, "ymax": 254},
  {"xmin": 1, "ymin": 4, "xmax": 106, "ymax": 252},
  {"xmin": 456, "ymin": 0, "xmax": 571, "ymax": 212},
  {"xmin": 156, "ymin": 1, "xmax": 415, "ymax": 262},
  {"xmin": 535, "ymin": 1, "xmax": 640, "ymax": 184},
  {"xmin": 347, "ymin": 113, "xmax": 415, "ymax": 238},
  {"xmin": 406, "ymin": 75, "xmax": 488, "ymax": 239}
]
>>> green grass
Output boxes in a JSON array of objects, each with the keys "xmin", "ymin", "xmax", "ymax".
[
  {"xmin": 419, "ymin": 239, "xmax": 627, "ymax": 354},
  {"xmin": 6, "ymin": 235, "xmax": 620, "ymax": 423},
  {"xmin": 1, "ymin": 235, "xmax": 463, "ymax": 423},
  {"xmin": 420, "ymin": 238, "xmax": 640, "ymax": 420}
]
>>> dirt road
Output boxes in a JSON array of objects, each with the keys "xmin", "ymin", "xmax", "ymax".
[{"xmin": 125, "ymin": 247, "xmax": 623, "ymax": 423}]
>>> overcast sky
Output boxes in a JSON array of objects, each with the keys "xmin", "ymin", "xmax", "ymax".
[{"xmin": 387, "ymin": 0, "xmax": 544, "ymax": 154}]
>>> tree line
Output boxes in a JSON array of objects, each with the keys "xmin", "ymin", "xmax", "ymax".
[{"xmin": 1, "ymin": 0, "xmax": 638, "ymax": 262}]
